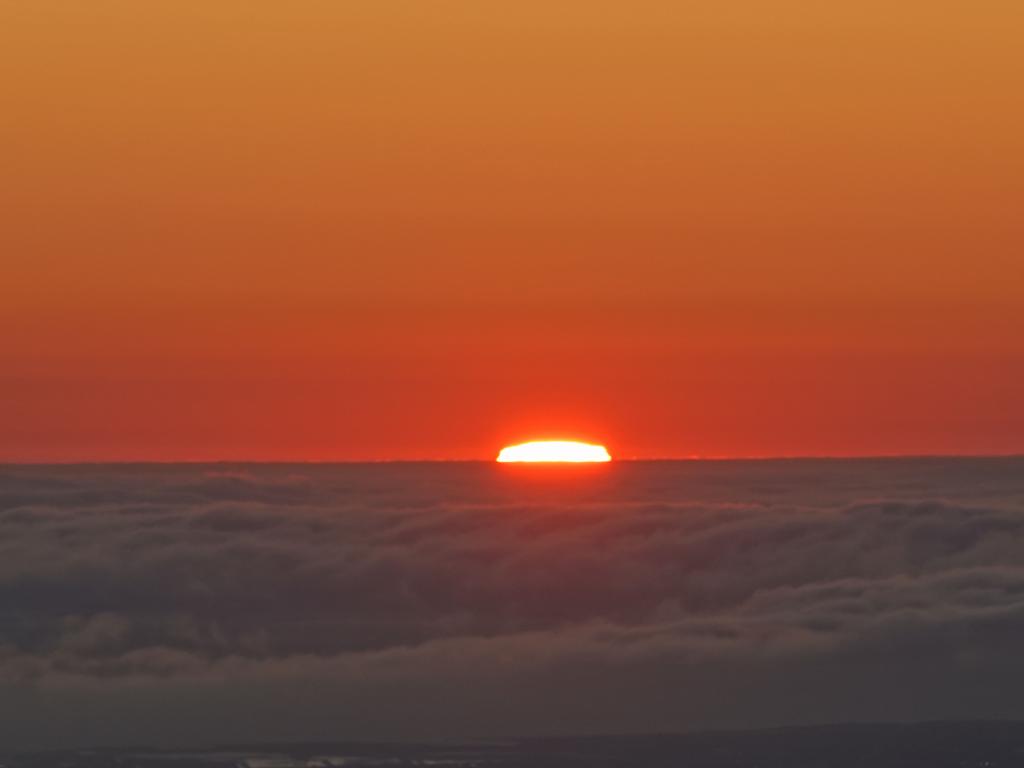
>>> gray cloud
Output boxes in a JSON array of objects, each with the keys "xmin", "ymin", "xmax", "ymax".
[{"xmin": 1, "ymin": 459, "xmax": 1024, "ymax": 748}]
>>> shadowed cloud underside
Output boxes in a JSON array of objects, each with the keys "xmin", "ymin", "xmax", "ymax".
[{"xmin": 2, "ymin": 458, "xmax": 1024, "ymax": 747}]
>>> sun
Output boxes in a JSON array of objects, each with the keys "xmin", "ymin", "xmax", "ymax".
[{"xmin": 496, "ymin": 440, "xmax": 612, "ymax": 463}]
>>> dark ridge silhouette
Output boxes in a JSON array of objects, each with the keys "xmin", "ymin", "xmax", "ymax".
[{"xmin": 7, "ymin": 721, "xmax": 1024, "ymax": 768}]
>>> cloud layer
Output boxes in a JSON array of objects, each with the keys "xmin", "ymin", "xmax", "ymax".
[{"xmin": 2, "ymin": 459, "xmax": 1024, "ymax": 747}]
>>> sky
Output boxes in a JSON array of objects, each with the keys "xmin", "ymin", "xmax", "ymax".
[
  {"xmin": 2, "ymin": 1, "xmax": 1023, "ymax": 461},
  {"xmin": 3, "ymin": 459, "xmax": 1024, "ymax": 748}
]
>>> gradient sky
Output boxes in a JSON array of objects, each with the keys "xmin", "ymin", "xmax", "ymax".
[{"xmin": 2, "ymin": 1, "xmax": 1022, "ymax": 460}]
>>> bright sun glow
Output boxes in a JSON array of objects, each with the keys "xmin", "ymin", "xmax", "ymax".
[{"xmin": 496, "ymin": 441, "xmax": 612, "ymax": 463}]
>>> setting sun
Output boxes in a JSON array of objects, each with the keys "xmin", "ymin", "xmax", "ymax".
[{"xmin": 496, "ymin": 441, "xmax": 612, "ymax": 463}]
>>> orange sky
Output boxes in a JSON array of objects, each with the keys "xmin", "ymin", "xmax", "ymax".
[{"xmin": 2, "ymin": 1, "xmax": 1023, "ymax": 461}]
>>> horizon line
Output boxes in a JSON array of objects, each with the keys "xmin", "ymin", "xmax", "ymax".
[{"xmin": 3, "ymin": 452, "xmax": 1024, "ymax": 467}]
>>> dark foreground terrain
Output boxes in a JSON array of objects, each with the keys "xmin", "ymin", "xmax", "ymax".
[{"xmin": 5, "ymin": 722, "xmax": 1024, "ymax": 768}]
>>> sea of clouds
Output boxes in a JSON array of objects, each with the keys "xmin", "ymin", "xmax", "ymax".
[{"xmin": 2, "ymin": 458, "xmax": 1024, "ymax": 747}]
